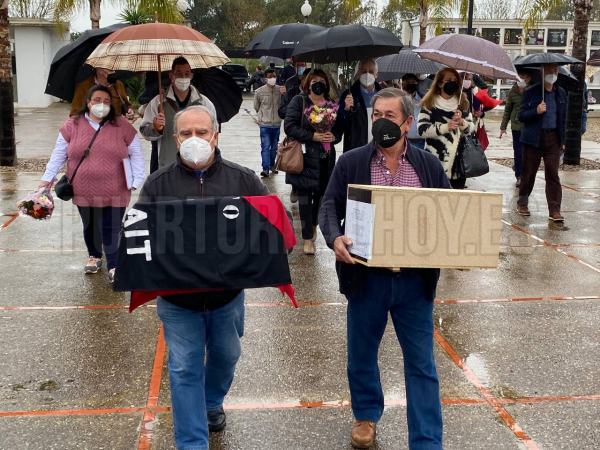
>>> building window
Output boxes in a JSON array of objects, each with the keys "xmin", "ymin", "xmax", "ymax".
[
  {"xmin": 504, "ymin": 29, "xmax": 522, "ymax": 45},
  {"xmin": 442, "ymin": 27, "xmax": 456, "ymax": 34},
  {"xmin": 525, "ymin": 29, "xmax": 545, "ymax": 45},
  {"xmin": 591, "ymin": 30, "xmax": 600, "ymax": 47},
  {"xmin": 481, "ymin": 28, "xmax": 500, "ymax": 44},
  {"xmin": 547, "ymin": 29, "xmax": 567, "ymax": 46}
]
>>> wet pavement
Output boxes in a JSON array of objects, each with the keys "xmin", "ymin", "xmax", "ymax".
[{"xmin": 1, "ymin": 98, "xmax": 599, "ymax": 449}]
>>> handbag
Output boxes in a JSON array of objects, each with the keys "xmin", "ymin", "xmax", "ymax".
[
  {"xmin": 475, "ymin": 120, "xmax": 489, "ymax": 150},
  {"xmin": 461, "ymin": 135, "xmax": 489, "ymax": 178},
  {"xmin": 55, "ymin": 123, "xmax": 104, "ymax": 201},
  {"xmin": 275, "ymin": 96, "xmax": 305, "ymax": 175}
]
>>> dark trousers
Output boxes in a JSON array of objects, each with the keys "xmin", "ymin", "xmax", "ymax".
[
  {"xmin": 150, "ymin": 140, "xmax": 159, "ymax": 174},
  {"xmin": 77, "ymin": 206, "xmax": 127, "ymax": 270},
  {"xmin": 347, "ymin": 270, "xmax": 443, "ymax": 449},
  {"xmin": 512, "ymin": 130, "xmax": 523, "ymax": 178},
  {"xmin": 518, "ymin": 130, "xmax": 562, "ymax": 215},
  {"xmin": 297, "ymin": 189, "xmax": 323, "ymax": 240}
]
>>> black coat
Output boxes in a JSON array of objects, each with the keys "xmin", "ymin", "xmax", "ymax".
[
  {"xmin": 338, "ymin": 80, "xmax": 381, "ymax": 153},
  {"xmin": 283, "ymin": 94, "xmax": 342, "ymax": 192}
]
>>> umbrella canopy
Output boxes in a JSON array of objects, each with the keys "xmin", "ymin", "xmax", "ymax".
[
  {"xmin": 45, "ymin": 23, "xmax": 128, "ymax": 102},
  {"xmin": 86, "ymin": 22, "xmax": 229, "ymax": 71},
  {"xmin": 514, "ymin": 60, "xmax": 579, "ymax": 91},
  {"xmin": 414, "ymin": 34, "xmax": 518, "ymax": 80},
  {"xmin": 515, "ymin": 52, "xmax": 582, "ymax": 67},
  {"xmin": 193, "ymin": 68, "xmax": 242, "ymax": 123},
  {"xmin": 291, "ymin": 24, "xmax": 403, "ymax": 64},
  {"xmin": 245, "ymin": 23, "xmax": 326, "ymax": 59},
  {"xmin": 259, "ymin": 56, "xmax": 284, "ymax": 66},
  {"xmin": 376, "ymin": 49, "xmax": 443, "ymax": 81}
]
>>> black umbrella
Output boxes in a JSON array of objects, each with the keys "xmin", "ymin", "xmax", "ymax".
[
  {"xmin": 193, "ymin": 68, "xmax": 242, "ymax": 123},
  {"xmin": 140, "ymin": 68, "xmax": 242, "ymax": 123},
  {"xmin": 45, "ymin": 23, "xmax": 129, "ymax": 102},
  {"xmin": 291, "ymin": 24, "xmax": 403, "ymax": 64},
  {"xmin": 376, "ymin": 49, "xmax": 442, "ymax": 81},
  {"xmin": 514, "ymin": 53, "xmax": 582, "ymax": 66},
  {"xmin": 244, "ymin": 23, "xmax": 326, "ymax": 59}
]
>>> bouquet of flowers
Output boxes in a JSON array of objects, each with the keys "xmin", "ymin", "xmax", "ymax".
[
  {"xmin": 16, "ymin": 188, "xmax": 55, "ymax": 220},
  {"xmin": 304, "ymin": 101, "xmax": 339, "ymax": 152}
]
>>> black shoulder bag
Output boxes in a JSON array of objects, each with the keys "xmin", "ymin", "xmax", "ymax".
[{"xmin": 55, "ymin": 123, "xmax": 104, "ymax": 201}]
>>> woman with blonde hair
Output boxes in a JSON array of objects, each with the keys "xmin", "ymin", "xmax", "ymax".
[{"xmin": 417, "ymin": 68, "xmax": 475, "ymax": 188}]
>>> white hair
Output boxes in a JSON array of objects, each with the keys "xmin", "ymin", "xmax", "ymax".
[
  {"xmin": 173, "ymin": 105, "xmax": 219, "ymax": 133},
  {"xmin": 353, "ymin": 58, "xmax": 379, "ymax": 81}
]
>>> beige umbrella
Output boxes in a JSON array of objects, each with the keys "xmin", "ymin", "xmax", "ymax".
[{"xmin": 86, "ymin": 22, "xmax": 229, "ymax": 111}]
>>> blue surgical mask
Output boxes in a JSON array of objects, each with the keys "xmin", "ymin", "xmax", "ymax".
[{"xmin": 297, "ymin": 67, "xmax": 306, "ymax": 77}]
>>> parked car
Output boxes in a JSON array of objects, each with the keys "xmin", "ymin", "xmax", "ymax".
[{"xmin": 221, "ymin": 64, "xmax": 250, "ymax": 92}]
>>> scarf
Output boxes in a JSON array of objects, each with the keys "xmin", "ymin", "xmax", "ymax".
[{"xmin": 434, "ymin": 95, "xmax": 460, "ymax": 112}]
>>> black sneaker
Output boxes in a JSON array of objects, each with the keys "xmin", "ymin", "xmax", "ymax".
[
  {"xmin": 260, "ymin": 171, "xmax": 269, "ymax": 178},
  {"xmin": 207, "ymin": 407, "xmax": 226, "ymax": 432},
  {"xmin": 271, "ymin": 169, "xmax": 279, "ymax": 174}
]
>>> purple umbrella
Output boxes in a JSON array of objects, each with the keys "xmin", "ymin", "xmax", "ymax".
[{"xmin": 414, "ymin": 34, "xmax": 518, "ymax": 80}]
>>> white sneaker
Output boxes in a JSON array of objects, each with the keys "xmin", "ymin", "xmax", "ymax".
[
  {"xmin": 108, "ymin": 268, "xmax": 116, "ymax": 283},
  {"xmin": 84, "ymin": 256, "xmax": 102, "ymax": 274}
]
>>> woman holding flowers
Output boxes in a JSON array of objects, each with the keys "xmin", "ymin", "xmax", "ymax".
[
  {"xmin": 38, "ymin": 85, "xmax": 145, "ymax": 283},
  {"xmin": 284, "ymin": 69, "xmax": 342, "ymax": 255}
]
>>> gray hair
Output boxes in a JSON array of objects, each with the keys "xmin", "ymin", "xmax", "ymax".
[
  {"xmin": 173, "ymin": 105, "xmax": 219, "ymax": 133},
  {"xmin": 371, "ymin": 88, "xmax": 414, "ymax": 120},
  {"xmin": 353, "ymin": 58, "xmax": 378, "ymax": 80}
]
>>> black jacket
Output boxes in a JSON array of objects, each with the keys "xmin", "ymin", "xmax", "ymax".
[
  {"xmin": 138, "ymin": 150, "xmax": 269, "ymax": 310},
  {"xmin": 519, "ymin": 83, "xmax": 567, "ymax": 147},
  {"xmin": 318, "ymin": 142, "xmax": 451, "ymax": 298},
  {"xmin": 283, "ymin": 94, "xmax": 342, "ymax": 191},
  {"xmin": 278, "ymin": 76, "xmax": 301, "ymax": 120},
  {"xmin": 338, "ymin": 80, "xmax": 381, "ymax": 153}
]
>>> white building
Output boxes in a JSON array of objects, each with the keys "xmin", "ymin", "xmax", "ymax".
[
  {"xmin": 405, "ymin": 19, "xmax": 600, "ymax": 99},
  {"xmin": 9, "ymin": 18, "xmax": 70, "ymax": 108}
]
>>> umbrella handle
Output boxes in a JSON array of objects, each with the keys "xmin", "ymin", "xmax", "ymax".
[{"xmin": 157, "ymin": 55, "xmax": 164, "ymax": 114}]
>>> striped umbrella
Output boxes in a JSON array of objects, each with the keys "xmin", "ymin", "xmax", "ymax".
[
  {"xmin": 414, "ymin": 34, "xmax": 518, "ymax": 80},
  {"xmin": 86, "ymin": 23, "xmax": 229, "ymax": 111}
]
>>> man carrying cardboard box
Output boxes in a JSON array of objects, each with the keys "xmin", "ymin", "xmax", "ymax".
[{"xmin": 319, "ymin": 88, "xmax": 450, "ymax": 449}]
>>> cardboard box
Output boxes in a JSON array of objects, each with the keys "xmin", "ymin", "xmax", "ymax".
[{"xmin": 345, "ymin": 184, "xmax": 503, "ymax": 269}]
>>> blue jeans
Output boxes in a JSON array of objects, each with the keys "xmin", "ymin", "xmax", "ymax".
[
  {"xmin": 512, "ymin": 130, "xmax": 522, "ymax": 178},
  {"xmin": 157, "ymin": 292, "xmax": 245, "ymax": 450},
  {"xmin": 259, "ymin": 125, "xmax": 281, "ymax": 172},
  {"xmin": 347, "ymin": 270, "xmax": 442, "ymax": 450}
]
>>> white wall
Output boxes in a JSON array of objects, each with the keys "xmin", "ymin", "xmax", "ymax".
[{"xmin": 12, "ymin": 23, "xmax": 70, "ymax": 108}]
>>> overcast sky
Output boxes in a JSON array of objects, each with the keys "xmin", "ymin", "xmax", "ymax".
[{"xmin": 70, "ymin": 4, "xmax": 122, "ymax": 32}]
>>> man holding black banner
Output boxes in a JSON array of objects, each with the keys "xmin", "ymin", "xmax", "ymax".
[
  {"xmin": 138, "ymin": 105, "xmax": 268, "ymax": 449},
  {"xmin": 319, "ymin": 88, "xmax": 449, "ymax": 449}
]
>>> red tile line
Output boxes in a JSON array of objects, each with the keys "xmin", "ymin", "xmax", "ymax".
[
  {"xmin": 0, "ymin": 214, "xmax": 18, "ymax": 230},
  {"xmin": 502, "ymin": 219, "xmax": 600, "ymax": 274},
  {"xmin": 136, "ymin": 325, "xmax": 167, "ymax": 450},
  {"xmin": 2, "ymin": 394, "xmax": 598, "ymax": 419},
  {"xmin": 434, "ymin": 329, "xmax": 540, "ymax": 450}
]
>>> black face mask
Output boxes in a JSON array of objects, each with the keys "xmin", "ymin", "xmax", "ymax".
[
  {"xmin": 372, "ymin": 118, "xmax": 407, "ymax": 148},
  {"xmin": 310, "ymin": 81, "xmax": 327, "ymax": 96},
  {"xmin": 403, "ymin": 83, "xmax": 418, "ymax": 94},
  {"xmin": 442, "ymin": 81, "xmax": 459, "ymax": 96}
]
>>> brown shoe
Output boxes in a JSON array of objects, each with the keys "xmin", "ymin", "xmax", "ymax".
[
  {"xmin": 548, "ymin": 212, "xmax": 564, "ymax": 222},
  {"xmin": 350, "ymin": 420, "xmax": 376, "ymax": 449},
  {"xmin": 516, "ymin": 205, "xmax": 530, "ymax": 216}
]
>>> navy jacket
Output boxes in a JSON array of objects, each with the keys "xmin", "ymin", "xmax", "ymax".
[
  {"xmin": 519, "ymin": 83, "xmax": 567, "ymax": 147},
  {"xmin": 318, "ymin": 142, "xmax": 451, "ymax": 297}
]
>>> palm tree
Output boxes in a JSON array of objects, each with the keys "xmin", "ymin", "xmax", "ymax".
[
  {"xmin": 0, "ymin": 0, "xmax": 16, "ymax": 166},
  {"xmin": 53, "ymin": 0, "xmax": 184, "ymax": 30},
  {"xmin": 521, "ymin": 0, "xmax": 593, "ymax": 165}
]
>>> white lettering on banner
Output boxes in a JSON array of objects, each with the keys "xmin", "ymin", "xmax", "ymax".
[
  {"xmin": 127, "ymin": 240, "xmax": 153, "ymax": 261},
  {"xmin": 123, "ymin": 208, "xmax": 148, "ymax": 227},
  {"xmin": 123, "ymin": 208, "xmax": 152, "ymax": 262}
]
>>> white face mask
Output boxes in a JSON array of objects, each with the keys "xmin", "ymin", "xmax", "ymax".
[
  {"xmin": 90, "ymin": 103, "xmax": 110, "ymax": 119},
  {"xmin": 544, "ymin": 73, "xmax": 558, "ymax": 85},
  {"xmin": 360, "ymin": 73, "xmax": 376, "ymax": 87},
  {"xmin": 174, "ymin": 77, "xmax": 191, "ymax": 91},
  {"xmin": 462, "ymin": 79, "xmax": 472, "ymax": 89},
  {"xmin": 417, "ymin": 74, "xmax": 428, "ymax": 80},
  {"xmin": 179, "ymin": 136, "xmax": 214, "ymax": 165},
  {"xmin": 517, "ymin": 80, "xmax": 527, "ymax": 88},
  {"xmin": 266, "ymin": 77, "xmax": 276, "ymax": 86}
]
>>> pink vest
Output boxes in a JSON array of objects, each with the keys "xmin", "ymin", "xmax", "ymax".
[{"xmin": 61, "ymin": 116, "xmax": 137, "ymax": 207}]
